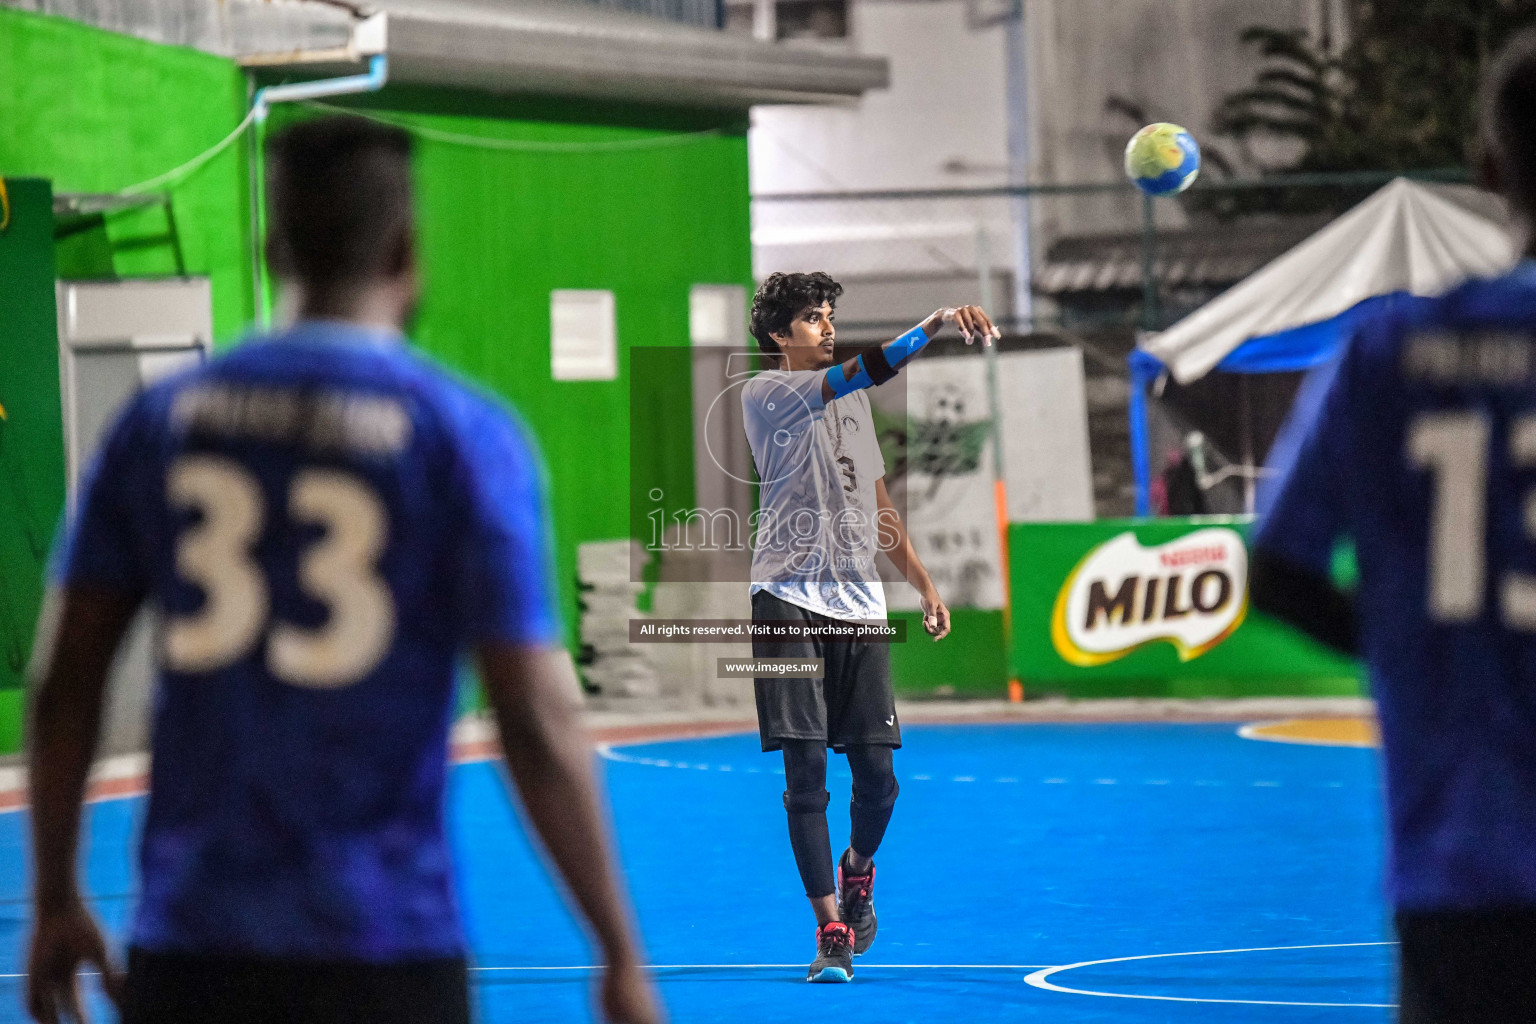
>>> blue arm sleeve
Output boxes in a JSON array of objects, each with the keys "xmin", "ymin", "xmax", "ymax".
[
  {"xmin": 824, "ymin": 326, "xmax": 933, "ymax": 398},
  {"xmin": 884, "ymin": 326, "xmax": 931, "ymax": 368},
  {"xmin": 826, "ymin": 355, "xmax": 875, "ymax": 398}
]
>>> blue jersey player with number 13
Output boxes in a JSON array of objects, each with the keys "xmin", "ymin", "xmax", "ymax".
[
  {"xmin": 1251, "ymin": 30, "xmax": 1536, "ymax": 1024},
  {"xmin": 25, "ymin": 117, "xmax": 661, "ymax": 1024}
]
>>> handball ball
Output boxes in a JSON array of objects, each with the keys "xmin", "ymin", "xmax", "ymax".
[{"xmin": 1125, "ymin": 123, "xmax": 1200, "ymax": 196}]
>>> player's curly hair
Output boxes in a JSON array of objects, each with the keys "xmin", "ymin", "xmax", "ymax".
[{"xmin": 749, "ymin": 271, "xmax": 844, "ymax": 355}]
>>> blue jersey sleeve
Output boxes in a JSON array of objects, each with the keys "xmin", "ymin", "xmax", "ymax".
[
  {"xmin": 1253, "ymin": 337, "xmax": 1359, "ymax": 576},
  {"xmin": 450, "ymin": 400, "xmax": 562, "ymax": 647},
  {"xmin": 52, "ymin": 395, "xmax": 152, "ymax": 596}
]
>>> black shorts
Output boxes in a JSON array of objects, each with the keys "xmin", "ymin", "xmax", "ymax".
[
  {"xmin": 121, "ymin": 947, "xmax": 471, "ymax": 1024},
  {"xmin": 1396, "ymin": 909, "xmax": 1536, "ymax": 1023},
  {"xmin": 751, "ymin": 589, "xmax": 900, "ymax": 753}
]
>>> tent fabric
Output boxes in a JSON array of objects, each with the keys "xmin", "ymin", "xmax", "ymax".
[
  {"xmin": 1129, "ymin": 346, "xmax": 1320, "ymax": 516},
  {"xmin": 1128, "ymin": 178, "xmax": 1518, "ymax": 515},
  {"xmin": 1140, "ymin": 178, "xmax": 1518, "ymax": 385},
  {"xmin": 1210, "ymin": 291, "xmax": 1403, "ymax": 374}
]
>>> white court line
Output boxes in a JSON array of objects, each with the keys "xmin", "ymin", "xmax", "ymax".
[
  {"xmin": 0, "ymin": 964, "xmax": 1054, "ymax": 980},
  {"xmin": 598, "ymin": 747, "xmax": 1323, "ymax": 789},
  {"xmin": 1023, "ymin": 941, "xmax": 1398, "ymax": 1008},
  {"xmin": 476, "ymin": 963, "xmax": 1054, "ymax": 971}
]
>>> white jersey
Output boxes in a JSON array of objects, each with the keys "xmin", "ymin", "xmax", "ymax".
[{"xmin": 741, "ymin": 367, "xmax": 887, "ymax": 621}]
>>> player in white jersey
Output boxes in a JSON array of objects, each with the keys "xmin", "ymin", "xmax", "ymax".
[{"xmin": 741, "ymin": 271, "xmax": 997, "ymax": 982}]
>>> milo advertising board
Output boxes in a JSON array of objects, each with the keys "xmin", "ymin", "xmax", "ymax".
[{"xmin": 1009, "ymin": 518, "xmax": 1360, "ymax": 697}]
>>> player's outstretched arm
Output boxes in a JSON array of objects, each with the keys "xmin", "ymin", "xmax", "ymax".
[
  {"xmin": 26, "ymin": 585, "xmax": 137, "ymax": 1023},
  {"xmin": 1248, "ymin": 550, "xmax": 1357, "ymax": 657},
  {"xmin": 477, "ymin": 642, "xmax": 663, "ymax": 1024},
  {"xmin": 820, "ymin": 305, "xmax": 1000, "ymax": 402},
  {"xmin": 874, "ymin": 478, "xmax": 950, "ymax": 639}
]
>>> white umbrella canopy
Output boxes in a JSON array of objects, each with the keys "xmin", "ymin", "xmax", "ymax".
[{"xmin": 1141, "ymin": 178, "xmax": 1521, "ymax": 384}]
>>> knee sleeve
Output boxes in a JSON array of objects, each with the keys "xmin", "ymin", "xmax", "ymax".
[
  {"xmin": 783, "ymin": 787, "xmax": 831, "ymax": 814},
  {"xmin": 846, "ymin": 746, "xmax": 898, "ymax": 860},
  {"xmin": 854, "ymin": 775, "xmax": 899, "ymax": 811},
  {"xmin": 848, "ymin": 747, "xmax": 898, "ymax": 810},
  {"xmin": 781, "ymin": 739, "xmax": 828, "ymax": 812}
]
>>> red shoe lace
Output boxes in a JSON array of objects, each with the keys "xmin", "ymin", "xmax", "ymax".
[
  {"xmin": 819, "ymin": 922, "xmax": 854, "ymax": 952},
  {"xmin": 839, "ymin": 862, "xmax": 874, "ymax": 904}
]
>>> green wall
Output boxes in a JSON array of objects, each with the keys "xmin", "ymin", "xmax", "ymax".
[
  {"xmin": 1, "ymin": 7, "xmax": 751, "ymax": 678},
  {"xmin": 0, "ymin": 180, "xmax": 66, "ymax": 753},
  {"xmin": 295, "ymin": 90, "xmax": 753, "ymax": 637},
  {"xmin": 0, "ymin": 5, "xmax": 256, "ymax": 340}
]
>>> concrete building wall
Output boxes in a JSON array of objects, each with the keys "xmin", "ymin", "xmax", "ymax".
[
  {"xmin": 1024, "ymin": 0, "xmax": 1328, "ymax": 242},
  {"xmin": 750, "ymin": 0, "xmax": 1010, "ymax": 194},
  {"xmin": 750, "ymin": 0, "xmax": 1341, "ymax": 290}
]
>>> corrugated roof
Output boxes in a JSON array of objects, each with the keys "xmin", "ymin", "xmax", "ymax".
[
  {"xmin": 6, "ymin": 0, "xmax": 888, "ymax": 110},
  {"xmin": 368, "ymin": 0, "xmax": 889, "ymax": 108},
  {"xmin": 1034, "ymin": 216, "xmax": 1329, "ymax": 296}
]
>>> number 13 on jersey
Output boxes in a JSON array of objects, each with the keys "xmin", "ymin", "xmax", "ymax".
[{"xmin": 1409, "ymin": 411, "xmax": 1536, "ymax": 629}]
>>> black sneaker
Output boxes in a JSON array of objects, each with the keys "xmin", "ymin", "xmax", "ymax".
[
  {"xmin": 837, "ymin": 849, "xmax": 877, "ymax": 955},
  {"xmin": 806, "ymin": 921, "xmax": 855, "ymax": 982}
]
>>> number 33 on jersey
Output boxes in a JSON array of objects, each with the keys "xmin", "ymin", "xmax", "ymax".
[
  {"xmin": 166, "ymin": 456, "xmax": 393, "ymax": 688},
  {"xmin": 55, "ymin": 331, "xmax": 563, "ymax": 695}
]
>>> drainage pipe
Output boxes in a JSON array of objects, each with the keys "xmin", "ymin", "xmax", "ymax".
[{"xmin": 248, "ymin": 53, "xmax": 390, "ymax": 326}]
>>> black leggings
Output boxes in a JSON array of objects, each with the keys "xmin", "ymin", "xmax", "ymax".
[{"xmin": 781, "ymin": 740, "xmax": 899, "ymax": 898}]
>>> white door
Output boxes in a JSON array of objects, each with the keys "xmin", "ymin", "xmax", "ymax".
[{"xmin": 57, "ymin": 278, "xmax": 213, "ymax": 756}]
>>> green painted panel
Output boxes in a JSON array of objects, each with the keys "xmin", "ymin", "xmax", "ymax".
[
  {"xmin": 0, "ymin": 178, "xmax": 65, "ymax": 754},
  {"xmin": 1008, "ymin": 518, "xmax": 1363, "ymax": 698},
  {"xmin": 0, "ymin": 6, "xmax": 255, "ymax": 341},
  {"xmin": 2, "ymin": 10, "xmax": 752, "ymax": 658},
  {"xmin": 0, "ymin": 689, "xmax": 22, "ymax": 754},
  {"xmin": 888, "ymin": 608, "xmax": 1008, "ymax": 698},
  {"xmin": 268, "ymin": 93, "xmax": 753, "ymax": 639}
]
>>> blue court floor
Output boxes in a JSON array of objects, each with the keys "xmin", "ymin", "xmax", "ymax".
[{"xmin": 0, "ymin": 723, "xmax": 1392, "ymax": 1023}]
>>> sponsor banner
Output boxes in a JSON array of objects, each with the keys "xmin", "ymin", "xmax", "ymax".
[
  {"xmin": 1010, "ymin": 518, "xmax": 1360, "ymax": 693},
  {"xmin": 1053, "ymin": 527, "xmax": 1248, "ymax": 666}
]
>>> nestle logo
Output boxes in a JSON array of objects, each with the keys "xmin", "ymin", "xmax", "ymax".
[{"xmin": 1158, "ymin": 545, "xmax": 1227, "ymax": 568}]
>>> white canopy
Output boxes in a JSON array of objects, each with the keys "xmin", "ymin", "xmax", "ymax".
[{"xmin": 1141, "ymin": 178, "xmax": 1520, "ymax": 384}]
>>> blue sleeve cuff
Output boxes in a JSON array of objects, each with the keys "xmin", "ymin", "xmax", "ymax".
[
  {"xmin": 886, "ymin": 326, "xmax": 930, "ymax": 367},
  {"xmin": 826, "ymin": 355, "xmax": 876, "ymax": 398}
]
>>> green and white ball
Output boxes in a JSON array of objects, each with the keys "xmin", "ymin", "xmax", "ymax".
[{"xmin": 1125, "ymin": 123, "xmax": 1201, "ymax": 196}]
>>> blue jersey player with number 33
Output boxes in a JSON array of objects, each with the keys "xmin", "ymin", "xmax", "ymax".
[
  {"xmin": 25, "ymin": 118, "xmax": 662, "ymax": 1024},
  {"xmin": 1252, "ymin": 31, "xmax": 1536, "ymax": 1024}
]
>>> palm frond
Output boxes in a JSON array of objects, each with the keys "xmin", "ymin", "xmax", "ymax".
[
  {"xmin": 1254, "ymin": 68, "xmax": 1332, "ymax": 101},
  {"xmin": 1216, "ymin": 87, "xmax": 1325, "ymax": 119},
  {"xmin": 1237, "ymin": 26, "xmax": 1324, "ymax": 71}
]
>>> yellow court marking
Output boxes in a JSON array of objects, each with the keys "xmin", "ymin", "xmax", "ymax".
[{"xmin": 1238, "ymin": 717, "xmax": 1379, "ymax": 748}]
